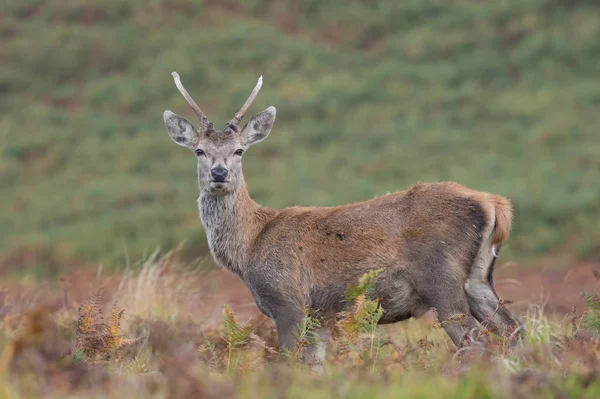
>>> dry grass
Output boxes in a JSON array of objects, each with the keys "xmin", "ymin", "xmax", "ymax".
[
  {"xmin": 110, "ymin": 248, "xmax": 210, "ymax": 326},
  {"xmin": 1, "ymin": 252, "xmax": 599, "ymax": 398}
]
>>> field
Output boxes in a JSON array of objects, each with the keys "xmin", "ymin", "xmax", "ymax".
[
  {"xmin": 1, "ymin": 251, "xmax": 600, "ymax": 398},
  {"xmin": 2, "ymin": 0, "xmax": 600, "ymax": 398}
]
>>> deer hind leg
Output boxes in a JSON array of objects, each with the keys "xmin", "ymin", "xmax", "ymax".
[
  {"xmin": 465, "ymin": 235, "xmax": 525, "ymax": 345},
  {"xmin": 413, "ymin": 266, "xmax": 484, "ymax": 348},
  {"xmin": 428, "ymin": 288, "xmax": 484, "ymax": 348}
]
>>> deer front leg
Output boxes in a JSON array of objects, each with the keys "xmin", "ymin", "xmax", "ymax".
[
  {"xmin": 247, "ymin": 268, "xmax": 324, "ymax": 363},
  {"xmin": 247, "ymin": 269, "xmax": 302, "ymax": 350},
  {"xmin": 274, "ymin": 306, "xmax": 329, "ymax": 371},
  {"xmin": 302, "ymin": 325, "xmax": 330, "ymax": 370},
  {"xmin": 273, "ymin": 305, "xmax": 304, "ymax": 352}
]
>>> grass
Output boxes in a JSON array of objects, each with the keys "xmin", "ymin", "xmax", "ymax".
[
  {"xmin": 1, "ymin": 0, "xmax": 600, "ymax": 273},
  {"xmin": 0, "ymin": 253, "xmax": 599, "ymax": 398}
]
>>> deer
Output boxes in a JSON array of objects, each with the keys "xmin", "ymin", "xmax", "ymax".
[{"xmin": 162, "ymin": 72, "xmax": 525, "ymax": 363}]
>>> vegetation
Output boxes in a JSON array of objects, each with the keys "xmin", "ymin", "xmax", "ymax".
[
  {"xmin": 2, "ymin": 0, "xmax": 600, "ymax": 273},
  {"xmin": 1, "ymin": 255, "xmax": 600, "ymax": 398}
]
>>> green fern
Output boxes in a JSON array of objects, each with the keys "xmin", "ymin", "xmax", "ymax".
[
  {"xmin": 123, "ymin": 356, "xmax": 149, "ymax": 375},
  {"xmin": 198, "ymin": 339, "xmax": 220, "ymax": 369},
  {"xmin": 71, "ymin": 349, "xmax": 87, "ymax": 364},
  {"xmin": 346, "ymin": 268, "xmax": 384, "ymax": 301},
  {"xmin": 291, "ymin": 308, "xmax": 322, "ymax": 361},
  {"xmin": 221, "ymin": 305, "xmax": 254, "ymax": 373},
  {"xmin": 338, "ymin": 270, "xmax": 388, "ymax": 368},
  {"xmin": 583, "ymin": 294, "xmax": 600, "ymax": 336}
]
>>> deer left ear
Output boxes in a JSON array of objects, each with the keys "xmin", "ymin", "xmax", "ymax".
[{"xmin": 241, "ymin": 106, "xmax": 276, "ymax": 146}]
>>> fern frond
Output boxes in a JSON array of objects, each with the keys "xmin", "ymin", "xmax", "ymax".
[
  {"xmin": 346, "ymin": 268, "xmax": 383, "ymax": 301},
  {"xmin": 76, "ymin": 288, "xmax": 105, "ymax": 336},
  {"xmin": 584, "ymin": 294, "xmax": 600, "ymax": 336},
  {"xmin": 123, "ymin": 356, "xmax": 149, "ymax": 375},
  {"xmin": 221, "ymin": 305, "xmax": 254, "ymax": 372},
  {"xmin": 75, "ymin": 290, "xmax": 139, "ymax": 362},
  {"xmin": 104, "ymin": 304, "xmax": 123, "ymax": 351}
]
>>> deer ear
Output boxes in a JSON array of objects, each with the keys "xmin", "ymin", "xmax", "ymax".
[
  {"xmin": 163, "ymin": 110, "xmax": 199, "ymax": 149},
  {"xmin": 240, "ymin": 106, "xmax": 276, "ymax": 146}
]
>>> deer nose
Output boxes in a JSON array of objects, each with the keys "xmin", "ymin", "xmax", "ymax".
[{"xmin": 210, "ymin": 166, "xmax": 229, "ymax": 182}]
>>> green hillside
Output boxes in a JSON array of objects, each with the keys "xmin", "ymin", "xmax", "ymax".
[{"xmin": 2, "ymin": 0, "xmax": 599, "ymax": 273}]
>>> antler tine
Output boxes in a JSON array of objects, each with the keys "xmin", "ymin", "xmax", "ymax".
[
  {"xmin": 171, "ymin": 72, "xmax": 210, "ymax": 131},
  {"xmin": 230, "ymin": 76, "xmax": 263, "ymax": 126}
]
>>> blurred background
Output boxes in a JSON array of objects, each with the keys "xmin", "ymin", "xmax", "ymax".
[{"xmin": 1, "ymin": 0, "xmax": 599, "ymax": 307}]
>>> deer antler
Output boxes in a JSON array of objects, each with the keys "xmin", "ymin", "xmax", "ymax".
[
  {"xmin": 171, "ymin": 72, "xmax": 211, "ymax": 132},
  {"xmin": 228, "ymin": 76, "xmax": 263, "ymax": 127}
]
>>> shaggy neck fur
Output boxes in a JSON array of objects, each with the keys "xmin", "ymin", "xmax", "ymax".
[{"xmin": 198, "ymin": 184, "xmax": 275, "ymax": 278}]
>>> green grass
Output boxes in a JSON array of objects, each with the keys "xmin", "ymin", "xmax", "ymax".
[{"xmin": 2, "ymin": 0, "xmax": 600, "ymax": 271}]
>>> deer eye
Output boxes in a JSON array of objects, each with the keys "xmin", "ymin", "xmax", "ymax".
[
  {"xmin": 234, "ymin": 149, "xmax": 244, "ymax": 156},
  {"xmin": 195, "ymin": 148, "xmax": 205, "ymax": 156}
]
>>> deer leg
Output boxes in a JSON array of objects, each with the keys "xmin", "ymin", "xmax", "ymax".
[
  {"xmin": 303, "ymin": 325, "xmax": 330, "ymax": 371},
  {"xmin": 247, "ymin": 269, "xmax": 309, "ymax": 355},
  {"xmin": 466, "ymin": 240, "xmax": 525, "ymax": 345},
  {"xmin": 429, "ymin": 294, "xmax": 483, "ymax": 348},
  {"xmin": 273, "ymin": 305, "xmax": 304, "ymax": 353},
  {"xmin": 412, "ymin": 264, "xmax": 484, "ymax": 348},
  {"xmin": 466, "ymin": 280, "xmax": 525, "ymax": 345},
  {"xmin": 273, "ymin": 306, "xmax": 330, "ymax": 370}
]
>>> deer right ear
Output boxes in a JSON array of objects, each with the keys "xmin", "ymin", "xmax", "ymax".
[{"xmin": 163, "ymin": 110, "xmax": 199, "ymax": 149}]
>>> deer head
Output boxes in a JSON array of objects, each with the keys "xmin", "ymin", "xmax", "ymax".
[{"xmin": 163, "ymin": 72, "xmax": 276, "ymax": 195}]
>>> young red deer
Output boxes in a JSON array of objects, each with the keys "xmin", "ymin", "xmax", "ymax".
[{"xmin": 163, "ymin": 73, "xmax": 524, "ymax": 360}]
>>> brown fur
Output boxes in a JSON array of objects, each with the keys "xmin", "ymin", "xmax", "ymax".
[
  {"xmin": 489, "ymin": 195, "xmax": 513, "ymax": 245},
  {"xmin": 196, "ymin": 180, "xmax": 523, "ymax": 350}
]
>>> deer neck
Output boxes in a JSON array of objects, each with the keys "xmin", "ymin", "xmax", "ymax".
[{"xmin": 198, "ymin": 184, "xmax": 274, "ymax": 278}]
